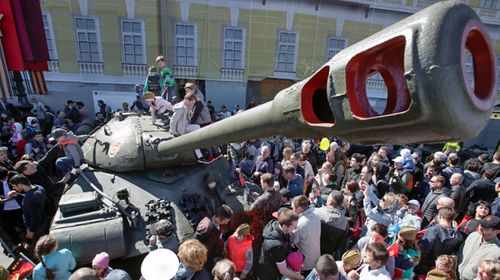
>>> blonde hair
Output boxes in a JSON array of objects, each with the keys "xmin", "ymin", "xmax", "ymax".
[
  {"xmin": 477, "ymin": 259, "xmax": 500, "ymax": 280},
  {"xmin": 178, "ymin": 239, "xmax": 208, "ymax": 271},
  {"xmin": 435, "ymin": 255, "xmax": 457, "ymax": 280},
  {"xmin": 212, "ymin": 259, "xmax": 235, "ymax": 280},
  {"xmin": 381, "ymin": 192, "xmax": 397, "ymax": 210}
]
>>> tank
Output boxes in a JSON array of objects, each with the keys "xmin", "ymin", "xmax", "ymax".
[{"xmin": 50, "ymin": 0, "xmax": 495, "ymax": 266}]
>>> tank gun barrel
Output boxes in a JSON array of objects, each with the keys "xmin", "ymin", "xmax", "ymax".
[{"xmin": 159, "ymin": 1, "xmax": 496, "ymax": 155}]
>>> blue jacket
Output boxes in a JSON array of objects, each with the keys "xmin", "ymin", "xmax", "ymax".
[
  {"xmin": 32, "ymin": 249, "xmax": 76, "ymax": 280},
  {"xmin": 23, "ymin": 185, "xmax": 47, "ymax": 233}
]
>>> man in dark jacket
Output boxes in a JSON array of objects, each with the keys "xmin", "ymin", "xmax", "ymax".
[
  {"xmin": 340, "ymin": 153, "xmax": 364, "ymax": 190},
  {"xmin": 15, "ymin": 144, "xmax": 67, "ymax": 216},
  {"xmin": 415, "ymin": 207, "xmax": 464, "ymax": 275},
  {"xmin": 466, "ymin": 169, "xmax": 496, "ymax": 207},
  {"xmin": 259, "ymin": 209, "xmax": 302, "ymax": 280},
  {"xmin": 195, "ymin": 204, "xmax": 233, "ymax": 270},
  {"xmin": 421, "ymin": 175, "xmax": 450, "ymax": 227},
  {"xmin": 9, "ymin": 175, "xmax": 47, "ymax": 241},
  {"xmin": 246, "ymin": 173, "xmax": 282, "ymax": 257}
]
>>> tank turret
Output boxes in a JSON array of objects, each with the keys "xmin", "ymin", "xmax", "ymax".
[{"xmin": 81, "ymin": 114, "xmax": 194, "ymax": 172}]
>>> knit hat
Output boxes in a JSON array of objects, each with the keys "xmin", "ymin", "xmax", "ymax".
[
  {"xmin": 142, "ymin": 91, "xmax": 155, "ymax": 101},
  {"xmin": 92, "ymin": 252, "xmax": 110, "ymax": 268},
  {"xmin": 426, "ymin": 269, "xmax": 452, "ymax": 280},
  {"xmin": 235, "ymin": 223, "xmax": 251, "ymax": 237},
  {"xmin": 51, "ymin": 128, "xmax": 66, "ymax": 139},
  {"xmin": 408, "ymin": 199, "xmax": 420, "ymax": 210},
  {"xmin": 342, "ymin": 249, "xmax": 361, "ymax": 267},
  {"xmin": 398, "ymin": 226, "xmax": 418, "ymax": 241},
  {"xmin": 286, "ymin": 252, "xmax": 304, "ymax": 272},
  {"xmin": 274, "ymin": 162, "xmax": 282, "ymax": 171}
]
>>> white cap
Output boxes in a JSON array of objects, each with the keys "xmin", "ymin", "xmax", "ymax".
[
  {"xmin": 393, "ymin": 156, "xmax": 404, "ymax": 163},
  {"xmin": 408, "ymin": 199, "xmax": 420, "ymax": 209}
]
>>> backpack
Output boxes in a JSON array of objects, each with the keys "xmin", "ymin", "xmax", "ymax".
[{"xmin": 147, "ymin": 74, "xmax": 161, "ymax": 96}]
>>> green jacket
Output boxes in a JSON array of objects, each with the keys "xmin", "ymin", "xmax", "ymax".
[{"xmin": 160, "ymin": 66, "xmax": 175, "ymax": 87}]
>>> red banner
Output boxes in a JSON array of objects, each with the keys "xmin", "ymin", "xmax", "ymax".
[{"xmin": 7, "ymin": 253, "xmax": 35, "ymax": 280}]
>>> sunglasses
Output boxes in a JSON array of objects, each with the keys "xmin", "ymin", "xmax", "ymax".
[{"xmin": 184, "ymin": 86, "xmax": 193, "ymax": 90}]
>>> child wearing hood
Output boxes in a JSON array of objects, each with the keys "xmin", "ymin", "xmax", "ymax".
[
  {"xmin": 10, "ymin": 122, "xmax": 23, "ymax": 145},
  {"xmin": 400, "ymin": 148, "xmax": 415, "ymax": 173}
]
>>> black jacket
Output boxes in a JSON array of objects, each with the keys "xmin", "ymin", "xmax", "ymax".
[{"xmin": 258, "ymin": 220, "xmax": 291, "ymax": 280}]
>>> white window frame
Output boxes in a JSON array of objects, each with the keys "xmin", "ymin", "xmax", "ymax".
[
  {"xmin": 120, "ymin": 19, "xmax": 147, "ymax": 65},
  {"xmin": 275, "ymin": 29, "xmax": 299, "ymax": 73},
  {"xmin": 174, "ymin": 22, "xmax": 197, "ymax": 66},
  {"xmin": 42, "ymin": 12, "xmax": 58, "ymax": 60},
  {"xmin": 480, "ymin": 0, "xmax": 499, "ymax": 9},
  {"xmin": 222, "ymin": 26, "xmax": 245, "ymax": 70},
  {"xmin": 326, "ymin": 36, "xmax": 347, "ymax": 61},
  {"xmin": 73, "ymin": 16, "xmax": 103, "ymax": 63}
]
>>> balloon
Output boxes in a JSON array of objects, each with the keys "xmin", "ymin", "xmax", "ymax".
[
  {"xmin": 319, "ymin": 137, "xmax": 330, "ymax": 151},
  {"xmin": 141, "ymin": 248, "xmax": 180, "ymax": 280}
]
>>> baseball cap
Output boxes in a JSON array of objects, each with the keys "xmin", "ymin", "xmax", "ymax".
[
  {"xmin": 52, "ymin": 128, "xmax": 67, "ymax": 139},
  {"xmin": 479, "ymin": 215, "xmax": 499, "ymax": 229}
]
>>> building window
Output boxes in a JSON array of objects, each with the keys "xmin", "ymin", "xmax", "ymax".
[
  {"xmin": 121, "ymin": 20, "xmax": 146, "ymax": 64},
  {"xmin": 42, "ymin": 13, "xmax": 57, "ymax": 60},
  {"xmin": 275, "ymin": 30, "xmax": 298, "ymax": 72},
  {"xmin": 223, "ymin": 27, "xmax": 245, "ymax": 69},
  {"xmin": 175, "ymin": 23, "xmax": 197, "ymax": 66},
  {"xmin": 74, "ymin": 16, "xmax": 102, "ymax": 62},
  {"xmin": 326, "ymin": 36, "xmax": 347, "ymax": 60},
  {"xmin": 480, "ymin": 0, "xmax": 499, "ymax": 9}
]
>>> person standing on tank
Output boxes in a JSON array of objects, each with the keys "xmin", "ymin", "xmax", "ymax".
[
  {"xmin": 156, "ymin": 55, "xmax": 176, "ymax": 102},
  {"xmin": 144, "ymin": 66, "xmax": 164, "ymax": 97}
]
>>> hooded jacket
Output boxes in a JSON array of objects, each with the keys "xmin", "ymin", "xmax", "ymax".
[{"xmin": 259, "ymin": 220, "xmax": 291, "ymax": 280}]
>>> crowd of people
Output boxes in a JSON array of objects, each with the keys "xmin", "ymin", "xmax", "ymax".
[{"xmin": 0, "ymin": 54, "xmax": 499, "ymax": 280}]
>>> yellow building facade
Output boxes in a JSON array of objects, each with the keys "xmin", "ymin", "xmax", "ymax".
[{"xmin": 39, "ymin": 0, "xmax": 499, "ymax": 113}]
